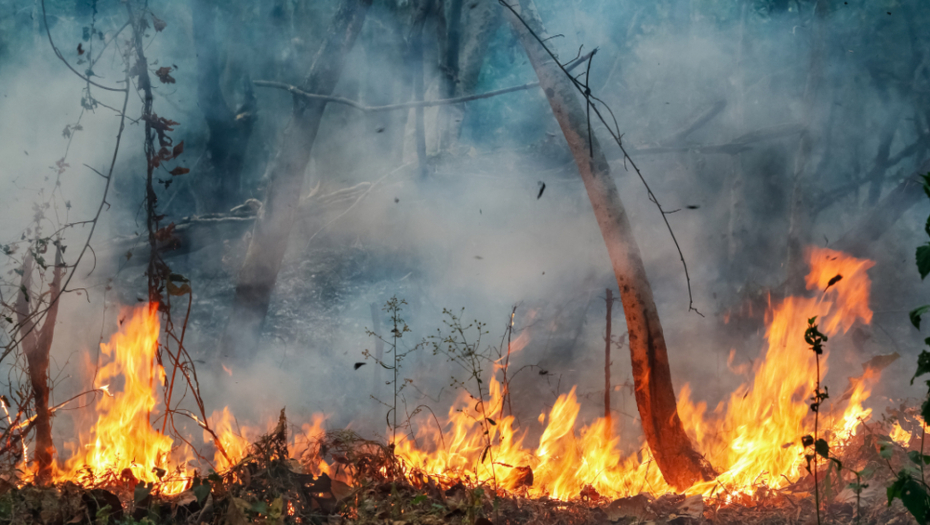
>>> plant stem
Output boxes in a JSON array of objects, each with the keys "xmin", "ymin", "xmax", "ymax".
[{"xmin": 814, "ymin": 352, "xmax": 821, "ymax": 525}]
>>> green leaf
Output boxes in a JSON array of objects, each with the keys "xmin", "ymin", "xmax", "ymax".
[
  {"xmin": 134, "ymin": 482, "xmax": 153, "ymax": 506},
  {"xmin": 250, "ymin": 501, "xmax": 269, "ymax": 515},
  {"xmin": 918, "ymin": 244, "xmax": 930, "ymax": 280},
  {"xmin": 908, "ymin": 451, "xmax": 930, "ymax": 466},
  {"xmin": 880, "ymin": 441, "xmax": 895, "ymax": 460},
  {"xmin": 912, "ymin": 351, "xmax": 930, "ymax": 385},
  {"xmin": 922, "ymin": 172, "xmax": 930, "ymax": 201},
  {"xmin": 815, "ymin": 438, "xmax": 830, "ymax": 459},
  {"xmin": 411, "ymin": 494, "xmax": 428, "ymax": 505},
  {"xmin": 913, "ymin": 306, "xmax": 930, "ymax": 329},
  {"xmin": 193, "ymin": 482, "xmax": 211, "ymax": 505},
  {"xmin": 925, "ymin": 213, "xmax": 930, "ymax": 237},
  {"xmin": 887, "ymin": 472, "xmax": 930, "ymax": 524}
]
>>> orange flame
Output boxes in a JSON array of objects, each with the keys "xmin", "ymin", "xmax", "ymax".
[
  {"xmin": 52, "ymin": 246, "xmax": 880, "ymax": 501},
  {"xmin": 393, "ymin": 247, "xmax": 879, "ymax": 499},
  {"xmin": 54, "ymin": 304, "xmax": 191, "ymax": 493}
]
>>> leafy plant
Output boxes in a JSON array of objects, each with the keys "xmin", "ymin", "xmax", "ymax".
[
  {"xmin": 428, "ymin": 308, "xmax": 500, "ymax": 489},
  {"xmin": 364, "ymin": 296, "xmax": 425, "ymax": 445},
  {"xmin": 888, "ymin": 172, "xmax": 930, "ymax": 524}
]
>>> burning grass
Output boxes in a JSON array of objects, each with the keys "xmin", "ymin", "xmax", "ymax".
[
  {"xmin": 0, "ymin": 246, "xmax": 925, "ymax": 523},
  {"xmin": 0, "ymin": 411, "xmax": 926, "ymax": 524}
]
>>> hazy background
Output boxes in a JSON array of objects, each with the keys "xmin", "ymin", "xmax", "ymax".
[{"xmin": 0, "ymin": 0, "xmax": 928, "ymax": 462}]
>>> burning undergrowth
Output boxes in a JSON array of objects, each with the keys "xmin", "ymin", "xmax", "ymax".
[
  {"xmin": 0, "ymin": 245, "xmax": 925, "ymax": 524},
  {"xmin": 0, "ymin": 412, "xmax": 926, "ymax": 524}
]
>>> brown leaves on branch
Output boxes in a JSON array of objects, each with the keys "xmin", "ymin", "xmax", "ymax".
[
  {"xmin": 151, "ymin": 14, "xmax": 167, "ymax": 32},
  {"xmin": 154, "ymin": 223, "xmax": 176, "ymax": 243},
  {"xmin": 148, "ymin": 134, "xmax": 187, "ymax": 174},
  {"xmin": 155, "ymin": 67, "xmax": 175, "ymax": 84}
]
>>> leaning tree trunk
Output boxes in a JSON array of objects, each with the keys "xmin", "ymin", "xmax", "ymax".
[
  {"xmin": 221, "ymin": 0, "xmax": 371, "ymax": 358},
  {"xmin": 503, "ymin": 0, "xmax": 715, "ymax": 491},
  {"xmin": 14, "ymin": 246, "xmax": 63, "ymax": 484}
]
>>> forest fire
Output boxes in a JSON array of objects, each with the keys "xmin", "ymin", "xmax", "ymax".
[
  {"xmin": 50, "ymin": 304, "xmax": 192, "ymax": 494},
  {"xmin": 45, "ymin": 246, "xmax": 880, "ymax": 504}
]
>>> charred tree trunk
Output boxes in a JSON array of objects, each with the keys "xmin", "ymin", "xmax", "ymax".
[
  {"xmin": 503, "ymin": 0, "xmax": 715, "ymax": 490},
  {"xmin": 192, "ymin": 0, "xmax": 257, "ymax": 213},
  {"xmin": 785, "ymin": 0, "xmax": 829, "ymax": 295},
  {"xmin": 221, "ymin": 0, "xmax": 371, "ymax": 358},
  {"xmin": 14, "ymin": 246, "xmax": 62, "ymax": 484},
  {"xmin": 438, "ymin": 0, "xmax": 502, "ymax": 151},
  {"xmin": 407, "ymin": 0, "xmax": 434, "ymax": 179}
]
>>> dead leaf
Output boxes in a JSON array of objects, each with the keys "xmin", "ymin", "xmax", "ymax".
[
  {"xmin": 167, "ymin": 281, "xmax": 191, "ymax": 296},
  {"xmin": 225, "ymin": 497, "xmax": 250, "ymax": 525},
  {"xmin": 674, "ymin": 494, "xmax": 703, "ymax": 519},
  {"xmin": 604, "ymin": 494, "xmax": 653, "ymax": 522},
  {"xmin": 330, "ymin": 478, "xmax": 354, "ymax": 502},
  {"xmin": 155, "ymin": 66, "xmax": 175, "ymax": 84},
  {"xmin": 168, "ymin": 166, "xmax": 189, "ymax": 176},
  {"xmin": 172, "ymin": 140, "xmax": 184, "ymax": 158},
  {"xmin": 151, "ymin": 14, "xmax": 167, "ymax": 32}
]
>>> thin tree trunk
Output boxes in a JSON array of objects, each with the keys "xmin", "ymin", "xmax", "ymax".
[
  {"xmin": 192, "ymin": 0, "xmax": 257, "ymax": 213},
  {"xmin": 503, "ymin": 0, "xmax": 715, "ymax": 490},
  {"xmin": 14, "ymin": 247, "xmax": 62, "ymax": 484},
  {"xmin": 865, "ymin": 109, "xmax": 902, "ymax": 206},
  {"xmin": 439, "ymin": 0, "xmax": 502, "ymax": 151},
  {"xmin": 406, "ymin": 0, "xmax": 434, "ymax": 179},
  {"xmin": 221, "ymin": 0, "xmax": 372, "ymax": 358},
  {"xmin": 604, "ymin": 288, "xmax": 612, "ymax": 430},
  {"xmin": 785, "ymin": 0, "xmax": 829, "ymax": 295}
]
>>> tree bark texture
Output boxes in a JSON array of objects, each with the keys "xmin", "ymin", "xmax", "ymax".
[
  {"xmin": 192, "ymin": 0, "xmax": 257, "ymax": 213},
  {"xmin": 785, "ymin": 0, "xmax": 829, "ymax": 295},
  {"xmin": 503, "ymin": 0, "xmax": 715, "ymax": 491},
  {"xmin": 222, "ymin": 0, "xmax": 372, "ymax": 358},
  {"xmin": 438, "ymin": 0, "xmax": 502, "ymax": 150},
  {"xmin": 14, "ymin": 247, "xmax": 62, "ymax": 484}
]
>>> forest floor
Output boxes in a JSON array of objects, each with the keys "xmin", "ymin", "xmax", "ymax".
[{"xmin": 0, "ymin": 411, "xmax": 924, "ymax": 525}]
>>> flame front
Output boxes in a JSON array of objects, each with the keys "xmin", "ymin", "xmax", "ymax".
[
  {"xmin": 52, "ymin": 246, "xmax": 881, "ymax": 501},
  {"xmin": 53, "ymin": 304, "xmax": 191, "ymax": 493},
  {"xmin": 394, "ymin": 247, "xmax": 880, "ymax": 499}
]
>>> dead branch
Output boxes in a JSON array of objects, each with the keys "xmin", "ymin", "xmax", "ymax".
[
  {"xmin": 103, "ymin": 182, "xmax": 372, "ymax": 266},
  {"xmin": 252, "ymin": 49, "xmax": 595, "ymax": 113}
]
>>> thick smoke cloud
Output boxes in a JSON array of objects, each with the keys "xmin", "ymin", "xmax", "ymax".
[{"xmin": 0, "ymin": 0, "xmax": 927, "ymax": 459}]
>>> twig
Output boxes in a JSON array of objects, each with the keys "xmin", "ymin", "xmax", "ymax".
[{"xmin": 253, "ymin": 49, "xmax": 596, "ymax": 113}]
